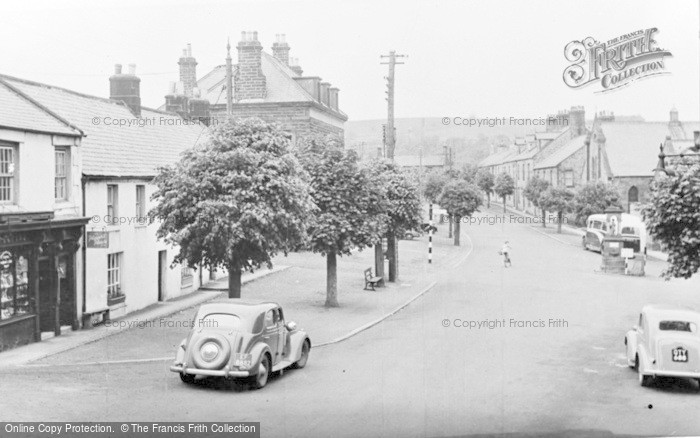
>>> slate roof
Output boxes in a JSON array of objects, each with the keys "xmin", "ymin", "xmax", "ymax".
[
  {"xmin": 478, "ymin": 148, "xmax": 515, "ymax": 167},
  {"xmin": 600, "ymin": 121, "xmax": 700, "ymax": 177},
  {"xmin": 0, "ymin": 78, "xmax": 81, "ymax": 137},
  {"xmin": 0, "ymin": 74, "xmax": 205, "ymax": 177},
  {"xmin": 197, "ymin": 52, "xmax": 344, "ymax": 113},
  {"xmin": 534, "ymin": 135, "xmax": 587, "ymax": 170}
]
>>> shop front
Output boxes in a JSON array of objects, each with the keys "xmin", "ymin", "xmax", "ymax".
[{"xmin": 0, "ymin": 212, "xmax": 88, "ymax": 352}]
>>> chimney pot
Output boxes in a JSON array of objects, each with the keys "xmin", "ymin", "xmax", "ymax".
[
  {"xmin": 128, "ymin": 64, "xmax": 136, "ymax": 75},
  {"xmin": 114, "ymin": 64, "xmax": 122, "ymax": 74},
  {"xmin": 253, "ymin": 31, "xmax": 258, "ymax": 41}
]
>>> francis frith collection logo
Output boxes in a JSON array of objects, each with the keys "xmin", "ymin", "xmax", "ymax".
[{"xmin": 563, "ymin": 28, "xmax": 672, "ymax": 92}]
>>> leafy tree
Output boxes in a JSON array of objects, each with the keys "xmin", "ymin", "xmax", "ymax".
[
  {"xmin": 538, "ymin": 186, "xmax": 575, "ymax": 234},
  {"xmin": 643, "ymin": 163, "xmax": 700, "ymax": 279},
  {"xmin": 438, "ymin": 181, "xmax": 482, "ymax": 246},
  {"xmin": 524, "ymin": 176, "xmax": 550, "ymax": 228},
  {"xmin": 298, "ymin": 135, "xmax": 388, "ymax": 307},
  {"xmin": 150, "ymin": 118, "xmax": 314, "ymax": 298},
  {"xmin": 423, "ymin": 171, "xmax": 448, "ymax": 204},
  {"xmin": 365, "ymin": 160, "xmax": 422, "ymax": 282},
  {"xmin": 459, "ymin": 163, "xmax": 479, "ymax": 183},
  {"xmin": 572, "ymin": 182, "xmax": 622, "ymax": 226},
  {"xmin": 476, "ymin": 169, "xmax": 495, "ymax": 208},
  {"xmin": 494, "ymin": 172, "xmax": 515, "ymax": 213}
]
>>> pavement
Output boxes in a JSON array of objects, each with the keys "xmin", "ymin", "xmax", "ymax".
[
  {"xmin": 0, "ymin": 266, "xmax": 289, "ymax": 368},
  {"xmin": 0, "ymin": 223, "xmax": 463, "ymax": 367},
  {"xmin": 3, "ymin": 210, "xmax": 700, "ymax": 437}
]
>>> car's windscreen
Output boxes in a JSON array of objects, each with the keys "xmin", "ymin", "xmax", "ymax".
[
  {"xmin": 659, "ymin": 320, "xmax": 696, "ymax": 332},
  {"xmin": 196, "ymin": 313, "xmax": 244, "ymax": 330}
]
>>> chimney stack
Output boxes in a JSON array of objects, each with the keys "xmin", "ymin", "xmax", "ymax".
[
  {"xmin": 110, "ymin": 63, "xmax": 141, "ymax": 117},
  {"xmin": 289, "ymin": 57, "xmax": 303, "ymax": 76},
  {"xmin": 178, "ymin": 43, "xmax": 198, "ymax": 97},
  {"xmin": 272, "ymin": 34, "xmax": 291, "ymax": 65},
  {"xmin": 570, "ymin": 106, "xmax": 586, "ymax": 137},
  {"xmin": 235, "ymin": 31, "xmax": 266, "ymax": 101}
]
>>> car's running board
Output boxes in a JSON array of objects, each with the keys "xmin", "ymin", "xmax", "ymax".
[{"xmin": 272, "ymin": 360, "xmax": 294, "ymax": 372}]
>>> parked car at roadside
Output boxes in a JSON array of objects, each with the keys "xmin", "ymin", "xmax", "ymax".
[
  {"xmin": 582, "ymin": 213, "xmax": 647, "ymax": 254},
  {"xmin": 170, "ymin": 300, "xmax": 310, "ymax": 389},
  {"xmin": 625, "ymin": 304, "xmax": 700, "ymax": 388}
]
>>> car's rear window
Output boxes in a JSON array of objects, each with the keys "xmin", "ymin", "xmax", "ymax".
[
  {"xmin": 620, "ymin": 226, "xmax": 639, "ymax": 236},
  {"xmin": 196, "ymin": 313, "xmax": 242, "ymax": 330},
  {"xmin": 659, "ymin": 320, "xmax": 696, "ymax": 332}
]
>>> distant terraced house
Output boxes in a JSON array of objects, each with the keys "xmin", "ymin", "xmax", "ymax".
[{"xmin": 478, "ymin": 106, "xmax": 699, "ymax": 216}]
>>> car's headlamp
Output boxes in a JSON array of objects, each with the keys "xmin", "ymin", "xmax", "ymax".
[{"xmin": 201, "ymin": 342, "xmax": 220, "ymax": 362}]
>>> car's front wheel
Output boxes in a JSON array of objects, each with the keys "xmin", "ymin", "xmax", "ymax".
[
  {"xmin": 293, "ymin": 339, "xmax": 310, "ymax": 369},
  {"xmin": 250, "ymin": 355, "xmax": 270, "ymax": 389},
  {"xmin": 582, "ymin": 237, "xmax": 588, "ymax": 250},
  {"xmin": 180, "ymin": 372, "xmax": 195, "ymax": 384}
]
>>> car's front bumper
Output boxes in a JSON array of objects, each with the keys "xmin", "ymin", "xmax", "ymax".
[{"xmin": 170, "ymin": 364, "xmax": 252, "ymax": 378}]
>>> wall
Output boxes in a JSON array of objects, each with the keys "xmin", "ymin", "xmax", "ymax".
[
  {"xmin": 210, "ymin": 102, "xmax": 345, "ymax": 141},
  {"xmin": 83, "ymin": 179, "xmax": 222, "ymax": 319},
  {"xmin": 0, "ymin": 129, "xmax": 81, "ymax": 215},
  {"xmin": 613, "ymin": 176, "xmax": 652, "ymax": 215}
]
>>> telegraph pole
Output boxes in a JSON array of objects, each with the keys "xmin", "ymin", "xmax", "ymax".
[
  {"xmin": 380, "ymin": 51, "xmax": 406, "ymax": 161},
  {"xmin": 225, "ymin": 38, "xmax": 233, "ymax": 115},
  {"xmin": 380, "ymin": 50, "xmax": 406, "ymax": 283}
]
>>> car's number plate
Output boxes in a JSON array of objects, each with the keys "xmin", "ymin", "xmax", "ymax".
[
  {"xmin": 233, "ymin": 354, "xmax": 252, "ymax": 368},
  {"xmin": 672, "ymin": 347, "xmax": 688, "ymax": 362}
]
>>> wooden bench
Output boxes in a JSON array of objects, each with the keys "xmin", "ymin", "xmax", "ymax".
[
  {"xmin": 364, "ymin": 268, "xmax": 383, "ymax": 291},
  {"xmin": 81, "ymin": 307, "xmax": 111, "ymax": 329}
]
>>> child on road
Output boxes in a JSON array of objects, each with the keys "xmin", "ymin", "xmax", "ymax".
[{"xmin": 500, "ymin": 241, "xmax": 512, "ymax": 267}]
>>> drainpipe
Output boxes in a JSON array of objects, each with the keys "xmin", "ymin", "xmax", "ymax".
[{"xmin": 81, "ymin": 175, "xmax": 87, "ymax": 320}]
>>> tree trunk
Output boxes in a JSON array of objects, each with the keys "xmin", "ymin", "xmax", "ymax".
[
  {"xmin": 454, "ymin": 216, "xmax": 461, "ymax": 246},
  {"xmin": 228, "ymin": 263, "xmax": 242, "ymax": 298},
  {"xmin": 557, "ymin": 211, "xmax": 563, "ymax": 234},
  {"xmin": 326, "ymin": 252, "xmax": 339, "ymax": 307},
  {"xmin": 387, "ymin": 231, "xmax": 398, "ymax": 282},
  {"xmin": 502, "ymin": 196, "xmax": 507, "ymax": 213},
  {"xmin": 374, "ymin": 241, "xmax": 384, "ymax": 285},
  {"xmin": 448, "ymin": 215, "xmax": 453, "ymax": 238},
  {"xmin": 486, "ymin": 193, "xmax": 491, "ymax": 208},
  {"xmin": 541, "ymin": 208, "xmax": 546, "ymax": 228}
]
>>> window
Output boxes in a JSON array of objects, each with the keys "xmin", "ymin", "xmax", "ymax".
[
  {"xmin": 181, "ymin": 262, "xmax": 194, "ymax": 287},
  {"xmin": 107, "ymin": 253, "xmax": 123, "ymax": 298},
  {"xmin": 564, "ymin": 170, "xmax": 574, "ymax": 187},
  {"xmin": 135, "ymin": 185, "xmax": 146, "ymax": 220},
  {"xmin": 0, "ymin": 252, "xmax": 31, "ymax": 320},
  {"xmin": 107, "ymin": 185, "xmax": 118, "ymax": 223},
  {"xmin": 0, "ymin": 143, "xmax": 17, "ymax": 203},
  {"xmin": 54, "ymin": 148, "xmax": 69, "ymax": 201},
  {"xmin": 628, "ymin": 186, "xmax": 639, "ymax": 204},
  {"xmin": 659, "ymin": 321, "xmax": 696, "ymax": 332},
  {"xmin": 264, "ymin": 310, "xmax": 275, "ymax": 328}
]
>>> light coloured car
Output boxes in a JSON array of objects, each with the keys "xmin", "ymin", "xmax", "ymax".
[
  {"xmin": 582, "ymin": 213, "xmax": 647, "ymax": 254},
  {"xmin": 625, "ymin": 304, "xmax": 700, "ymax": 387},
  {"xmin": 170, "ymin": 300, "xmax": 310, "ymax": 389}
]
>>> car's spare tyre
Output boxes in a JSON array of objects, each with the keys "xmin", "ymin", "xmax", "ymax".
[{"xmin": 191, "ymin": 333, "xmax": 231, "ymax": 370}]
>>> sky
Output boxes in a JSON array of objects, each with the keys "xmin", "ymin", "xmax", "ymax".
[{"xmin": 1, "ymin": 0, "xmax": 698, "ymax": 122}]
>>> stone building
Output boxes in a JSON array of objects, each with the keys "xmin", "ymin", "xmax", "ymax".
[
  {"xmin": 164, "ymin": 33, "xmax": 347, "ymax": 141},
  {"xmin": 479, "ymin": 106, "xmax": 699, "ymax": 218}
]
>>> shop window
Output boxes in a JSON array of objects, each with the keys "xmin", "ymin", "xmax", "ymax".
[
  {"xmin": 107, "ymin": 253, "xmax": 123, "ymax": 299},
  {"xmin": 0, "ymin": 143, "xmax": 17, "ymax": 204},
  {"xmin": 0, "ymin": 251, "xmax": 31, "ymax": 320},
  {"xmin": 55, "ymin": 148, "xmax": 69, "ymax": 201},
  {"xmin": 181, "ymin": 262, "xmax": 194, "ymax": 288}
]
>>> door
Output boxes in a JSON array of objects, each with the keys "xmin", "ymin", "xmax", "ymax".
[
  {"xmin": 157, "ymin": 251, "xmax": 166, "ymax": 302},
  {"xmin": 262, "ymin": 309, "xmax": 281, "ymax": 365}
]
